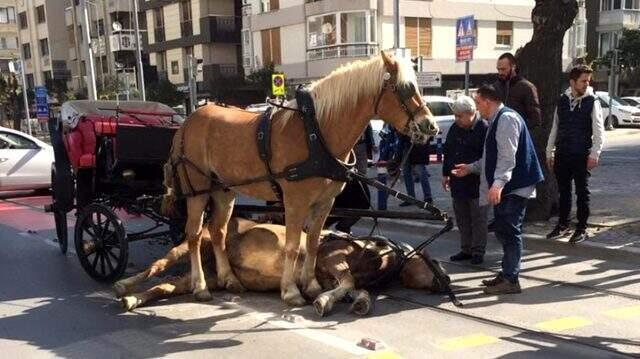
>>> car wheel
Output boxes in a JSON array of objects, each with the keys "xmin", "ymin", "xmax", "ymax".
[{"xmin": 612, "ymin": 116, "xmax": 620, "ymax": 128}]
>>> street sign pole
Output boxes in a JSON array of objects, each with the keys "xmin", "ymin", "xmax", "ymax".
[
  {"xmin": 188, "ymin": 55, "xmax": 196, "ymax": 114},
  {"xmin": 465, "ymin": 61, "xmax": 470, "ymax": 95},
  {"xmin": 80, "ymin": 0, "xmax": 97, "ymax": 100},
  {"xmin": 11, "ymin": 60, "xmax": 32, "ymax": 135},
  {"xmin": 132, "ymin": 0, "xmax": 146, "ymax": 101}
]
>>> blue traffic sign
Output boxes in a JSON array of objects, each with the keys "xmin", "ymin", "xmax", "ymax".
[
  {"xmin": 35, "ymin": 86, "xmax": 49, "ymax": 121},
  {"xmin": 456, "ymin": 15, "xmax": 475, "ymax": 62}
]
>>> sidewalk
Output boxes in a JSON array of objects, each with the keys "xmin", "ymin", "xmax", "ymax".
[{"xmin": 364, "ymin": 128, "xmax": 640, "ymax": 256}]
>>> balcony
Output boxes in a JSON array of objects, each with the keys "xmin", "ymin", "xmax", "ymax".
[
  {"xmin": 307, "ymin": 43, "xmax": 378, "ymax": 61},
  {"xmin": 204, "ymin": 16, "xmax": 241, "ymax": 43},
  {"xmin": 598, "ymin": 9, "xmax": 640, "ymax": 32}
]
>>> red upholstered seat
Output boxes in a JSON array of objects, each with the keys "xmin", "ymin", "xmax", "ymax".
[
  {"xmin": 64, "ymin": 119, "xmax": 97, "ymax": 169},
  {"xmin": 94, "ymin": 119, "xmax": 117, "ymax": 135}
]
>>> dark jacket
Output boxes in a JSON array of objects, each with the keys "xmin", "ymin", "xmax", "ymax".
[
  {"xmin": 442, "ymin": 116, "xmax": 488, "ymax": 199},
  {"xmin": 485, "ymin": 107, "xmax": 544, "ymax": 193},
  {"xmin": 493, "ymin": 75, "xmax": 541, "ymax": 129},
  {"xmin": 398, "ymin": 135, "xmax": 432, "ymax": 165}
]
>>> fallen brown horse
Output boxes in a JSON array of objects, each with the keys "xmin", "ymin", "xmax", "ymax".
[
  {"xmin": 161, "ymin": 52, "xmax": 438, "ymax": 307},
  {"xmin": 114, "ymin": 218, "xmax": 449, "ymax": 317}
]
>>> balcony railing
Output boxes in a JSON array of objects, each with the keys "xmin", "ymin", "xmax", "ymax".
[
  {"xmin": 599, "ymin": 9, "xmax": 640, "ymax": 29},
  {"xmin": 207, "ymin": 16, "xmax": 240, "ymax": 43},
  {"xmin": 307, "ymin": 43, "xmax": 379, "ymax": 61}
]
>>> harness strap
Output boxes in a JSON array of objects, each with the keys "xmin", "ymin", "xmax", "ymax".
[{"xmin": 256, "ymin": 107, "xmax": 284, "ymax": 200}]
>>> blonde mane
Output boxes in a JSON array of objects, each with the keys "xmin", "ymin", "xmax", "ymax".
[{"xmin": 277, "ymin": 53, "xmax": 418, "ymax": 126}]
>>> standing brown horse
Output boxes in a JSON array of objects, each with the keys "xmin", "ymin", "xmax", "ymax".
[{"xmin": 162, "ymin": 52, "xmax": 438, "ymax": 306}]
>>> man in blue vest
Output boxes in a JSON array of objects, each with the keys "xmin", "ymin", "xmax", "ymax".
[
  {"xmin": 452, "ymin": 85, "xmax": 544, "ymax": 295},
  {"xmin": 545, "ymin": 65, "xmax": 604, "ymax": 243}
]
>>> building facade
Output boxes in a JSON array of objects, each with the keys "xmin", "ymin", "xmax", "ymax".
[
  {"xmin": 242, "ymin": 0, "xmax": 585, "ymax": 92},
  {"xmin": 596, "ymin": 0, "xmax": 640, "ymax": 57},
  {"xmin": 142, "ymin": 0, "xmax": 241, "ymax": 99},
  {"xmin": 15, "ymin": 0, "xmax": 70, "ymax": 91},
  {"xmin": 0, "ymin": 0, "xmax": 18, "ymax": 75}
]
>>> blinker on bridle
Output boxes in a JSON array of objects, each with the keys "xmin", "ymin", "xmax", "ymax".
[{"xmin": 374, "ymin": 72, "xmax": 428, "ymax": 137}]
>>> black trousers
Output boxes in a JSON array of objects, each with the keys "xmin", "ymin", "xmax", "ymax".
[
  {"xmin": 554, "ymin": 153, "xmax": 590, "ymax": 230},
  {"xmin": 325, "ymin": 179, "xmax": 371, "ymax": 232}
]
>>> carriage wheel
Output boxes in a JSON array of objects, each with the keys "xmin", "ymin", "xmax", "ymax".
[
  {"xmin": 51, "ymin": 166, "xmax": 69, "ymax": 254},
  {"xmin": 74, "ymin": 203, "xmax": 128, "ymax": 282}
]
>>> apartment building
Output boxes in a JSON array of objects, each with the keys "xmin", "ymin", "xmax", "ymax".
[
  {"xmin": 142, "ymin": 0, "xmax": 241, "ymax": 98},
  {"xmin": 0, "ymin": 0, "xmax": 18, "ymax": 75},
  {"xmin": 16, "ymin": 0, "xmax": 70, "ymax": 91},
  {"xmin": 596, "ymin": 0, "xmax": 640, "ymax": 56},
  {"xmin": 242, "ymin": 0, "xmax": 585, "ymax": 91},
  {"xmin": 64, "ymin": 0, "xmax": 145, "ymax": 96}
]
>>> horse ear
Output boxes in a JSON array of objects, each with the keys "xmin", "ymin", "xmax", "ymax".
[{"xmin": 381, "ymin": 51, "xmax": 398, "ymax": 73}]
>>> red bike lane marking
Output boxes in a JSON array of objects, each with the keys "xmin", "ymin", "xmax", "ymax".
[{"xmin": 0, "ymin": 196, "xmax": 58, "ymax": 233}]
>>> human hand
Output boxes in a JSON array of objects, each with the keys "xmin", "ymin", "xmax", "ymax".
[
  {"xmin": 587, "ymin": 157, "xmax": 599, "ymax": 170},
  {"xmin": 441, "ymin": 176, "xmax": 450, "ymax": 191},
  {"xmin": 451, "ymin": 164, "xmax": 470, "ymax": 177},
  {"xmin": 487, "ymin": 186, "xmax": 503, "ymax": 205}
]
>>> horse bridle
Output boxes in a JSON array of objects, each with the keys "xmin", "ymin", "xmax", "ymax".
[{"xmin": 373, "ymin": 73, "xmax": 428, "ymax": 141}]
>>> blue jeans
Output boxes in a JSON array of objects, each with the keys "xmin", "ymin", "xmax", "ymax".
[
  {"xmin": 402, "ymin": 162, "xmax": 432, "ymax": 201},
  {"xmin": 493, "ymin": 195, "xmax": 528, "ymax": 283}
]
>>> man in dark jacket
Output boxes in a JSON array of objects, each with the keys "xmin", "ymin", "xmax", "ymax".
[
  {"xmin": 493, "ymin": 52, "xmax": 541, "ymax": 130},
  {"xmin": 443, "ymin": 96, "xmax": 489, "ymax": 265},
  {"xmin": 545, "ymin": 65, "xmax": 604, "ymax": 243}
]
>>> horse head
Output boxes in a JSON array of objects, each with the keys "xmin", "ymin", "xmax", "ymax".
[
  {"xmin": 400, "ymin": 253, "xmax": 451, "ymax": 293},
  {"xmin": 375, "ymin": 51, "xmax": 439, "ymax": 144}
]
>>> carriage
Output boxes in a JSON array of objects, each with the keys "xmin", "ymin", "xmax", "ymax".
[{"xmin": 45, "ymin": 100, "xmax": 186, "ymax": 282}]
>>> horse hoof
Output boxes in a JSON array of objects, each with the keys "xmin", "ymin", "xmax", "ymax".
[
  {"xmin": 194, "ymin": 289, "xmax": 212, "ymax": 302},
  {"xmin": 225, "ymin": 277, "xmax": 246, "ymax": 294},
  {"xmin": 113, "ymin": 282, "xmax": 128, "ymax": 298},
  {"xmin": 313, "ymin": 295, "xmax": 333, "ymax": 317},
  {"xmin": 121, "ymin": 296, "xmax": 141, "ymax": 311},
  {"xmin": 282, "ymin": 291, "xmax": 306, "ymax": 307},
  {"xmin": 350, "ymin": 294, "xmax": 372, "ymax": 316},
  {"xmin": 303, "ymin": 279, "xmax": 323, "ymax": 299}
]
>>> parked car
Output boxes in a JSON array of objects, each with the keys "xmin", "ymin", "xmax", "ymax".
[
  {"xmin": 423, "ymin": 95, "xmax": 455, "ymax": 140},
  {"xmin": 0, "ymin": 126, "xmax": 54, "ymax": 192},
  {"xmin": 595, "ymin": 91, "xmax": 640, "ymax": 128},
  {"xmin": 245, "ymin": 103, "xmax": 271, "ymax": 113},
  {"xmin": 621, "ymin": 96, "xmax": 640, "ymax": 108}
]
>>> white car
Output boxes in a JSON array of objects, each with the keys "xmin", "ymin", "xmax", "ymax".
[
  {"xmin": 423, "ymin": 95, "xmax": 455, "ymax": 140},
  {"xmin": 0, "ymin": 126, "xmax": 54, "ymax": 191},
  {"xmin": 245, "ymin": 103, "xmax": 271, "ymax": 113},
  {"xmin": 621, "ymin": 96, "xmax": 640, "ymax": 108},
  {"xmin": 595, "ymin": 91, "xmax": 640, "ymax": 128}
]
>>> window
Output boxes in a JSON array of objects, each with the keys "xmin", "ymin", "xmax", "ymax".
[
  {"xmin": 40, "ymin": 38, "xmax": 49, "ymax": 56},
  {"xmin": 426, "ymin": 101, "xmax": 453, "ymax": 117},
  {"xmin": 96, "ymin": 19, "xmax": 104, "ymax": 36},
  {"xmin": 0, "ymin": 7, "xmax": 16, "ymax": 24},
  {"xmin": 181, "ymin": 1, "xmax": 193, "ymax": 37},
  {"xmin": 340, "ymin": 12, "xmax": 367, "ymax": 44},
  {"xmin": 496, "ymin": 21, "xmax": 513, "ymax": 47},
  {"xmin": 22, "ymin": 43, "xmax": 31, "ymax": 60},
  {"xmin": 308, "ymin": 14, "xmax": 337, "ymax": 47},
  {"xmin": 261, "ymin": 28, "xmax": 281, "ymax": 65},
  {"xmin": 0, "ymin": 132, "xmax": 38, "ymax": 150},
  {"xmin": 405, "ymin": 17, "xmax": 432, "ymax": 58},
  {"xmin": 157, "ymin": 51, "xmax": 167, "ymax": 73},
  {"xmin": 260, "ymin": 0, "xmax": 279, "ymax": 12},
  {"xmin": 625, "ymin": 0, "xmax": 640, "ymax": 9},
  {"xmin": 36, "ymin": 5, "xmax": 45, "ymax": 24},
  {"xmin": 25, "ymin": 73, "xmax": 34, "ymax": 90},
  {"xmin": 0, "ymin": 37, "xmax": 16, "ymax": 49},
  {"xmin": 171, "ymin": 60, "xmax": 179, "ymax": 75},
  {"xmin": 18, "ymin": 11, "xmax": 27, "ymax": 29},
  {"xmin": 154, "ymin": 7, "xmax": 165, "ymax": 42},
  {"xmin": 43, "ymin": 70, "xmax": 53, "ymax": 85},
  {"xmin": 68, "ymin": 25, "xmax": 75, "ymax": 47},
  {"xmin": 613, "ymin": 0, "xmax": 622, "ymax": 8}
]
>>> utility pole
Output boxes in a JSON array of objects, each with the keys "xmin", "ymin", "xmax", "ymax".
[
  {"xmin": 188, "ymin": 55, "xmax": 196, "ymax": 113},
  {"xmin": 80, "ymin": 0, "xmax": 97, "ymax": 100},
  {"xmin": 132, "ymin": 0, "xmax": 146, "ymax": 101},
  {"xmin": 101, "ymin": 0, "xmax": 113, "ymax": 76},
  {"xmin": 393, "ymin": 0, "xmax": 400, "ymax": 49},
  {"xmin": 70, "ymin": 0, "xmax": 85, "ymax": 93},
  {"xmin": 10, "ymin": 60, "xmax": 32, "ymax": 135},
  {"xmin": 607, "ymin": 49, "xmax": 619, "ymax": 131}
]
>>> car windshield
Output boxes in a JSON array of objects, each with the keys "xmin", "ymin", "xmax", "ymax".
[
  {"xmin": 623, "ymin": 98, "xmax": 639, "ymax": 106},
  {"xmin": 426, "ymin": 101, "xmax": 453, "ymax": 117},
  {"xmin": 613, "ymin": 96, "xmax": 631, "ymax": 106}
]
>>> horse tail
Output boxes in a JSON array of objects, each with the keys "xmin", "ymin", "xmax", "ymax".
[{"xmin": 161, "ymin": 125, "xmax": 185, "ymax": 217}]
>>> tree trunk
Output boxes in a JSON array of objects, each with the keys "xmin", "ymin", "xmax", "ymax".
[{"xmin": 515, "ymin": 0, "xmax": 578, "ymax": 221}]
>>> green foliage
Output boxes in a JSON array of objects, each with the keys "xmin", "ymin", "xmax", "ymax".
[
  {"xmin": 97, "ymin": 75, "xmax": 125, "ymax": 100},
  {"xmin": 0, "ymin": 74, "xmax": 21, "ymax": 127},
  {"xmin": 147, "ymin": 79, "xmax": 185, "ymax": 107},
  {"xmin": 246, "ymin": 63, "xmax": 275, "ymax": 96},
  {"xmin": 617, "ymin": 29, "xmax": 640, "ymax": 69}
]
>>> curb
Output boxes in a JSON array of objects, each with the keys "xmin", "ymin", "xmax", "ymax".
[{"xmin": 359, "ymin": 217, "xmax": 640, "ymax": 259}]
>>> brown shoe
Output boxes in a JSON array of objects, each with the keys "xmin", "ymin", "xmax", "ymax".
[
  {"xmin": 481, "ymin": 273, "xmax": 504, "ymax": 287},
  {"xmin": 483, "ymin": 279, "xmax": 521, "ymax": 295}
]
